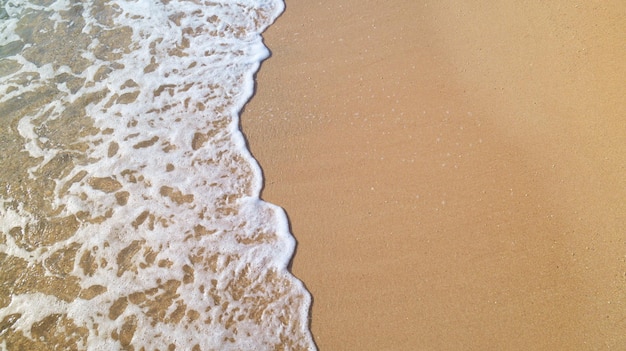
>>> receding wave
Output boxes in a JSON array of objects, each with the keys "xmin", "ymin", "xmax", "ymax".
[{"xmin": 0, "ymin": 0, "xmax": 314, "ymax": 349}]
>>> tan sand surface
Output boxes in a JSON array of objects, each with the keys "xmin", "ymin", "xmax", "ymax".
[{"xmin": 242, "ymin": 1, "xmax": 626, "ymax": 349}]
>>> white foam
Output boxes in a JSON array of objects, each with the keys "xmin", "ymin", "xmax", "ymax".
[{"xmin": 0, "ymin": 0, "xmax": 315, "ymax": 349}]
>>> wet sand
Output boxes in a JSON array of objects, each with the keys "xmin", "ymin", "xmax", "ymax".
[{"xmin": 242, "ymin": 1, "xmax": 626, "ymax": 349}]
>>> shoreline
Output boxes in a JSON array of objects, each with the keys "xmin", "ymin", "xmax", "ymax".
[{"xmin": 242, "ymin": 1, "xmax": 626, "ymax": 349}]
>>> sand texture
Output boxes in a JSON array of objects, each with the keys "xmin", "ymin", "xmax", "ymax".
[{"xmin": 242, "ymin": 1, "xmax": 626, "ymax": 349}]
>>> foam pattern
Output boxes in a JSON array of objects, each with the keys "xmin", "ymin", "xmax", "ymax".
[{"xmin": 0, "ymin": 0, "xmax": 315, "ymax": 349}]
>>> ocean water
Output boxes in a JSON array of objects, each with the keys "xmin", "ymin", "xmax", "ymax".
[{"xmin": 0, "ymin": 0, "xmax": 315, "ymax": 349}]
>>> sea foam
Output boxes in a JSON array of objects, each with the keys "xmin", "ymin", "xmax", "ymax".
[{"xmin": 0, "ymin": 0, "xmax": 315, "ymax": 349}]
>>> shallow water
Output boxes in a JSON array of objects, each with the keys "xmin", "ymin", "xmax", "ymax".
[{"xmin": 0, "ymin": 0, "xmax": 314, "ymax": 349}]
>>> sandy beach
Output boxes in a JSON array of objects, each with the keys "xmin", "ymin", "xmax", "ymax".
[{"xmin": 242, "ymin": 1, "xmax": 626, "ymax": 349}]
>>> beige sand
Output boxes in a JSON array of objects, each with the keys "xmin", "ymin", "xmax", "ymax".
[{"xmin": 242, "ymin": 1, "xmax": 626, "ymax": 349}]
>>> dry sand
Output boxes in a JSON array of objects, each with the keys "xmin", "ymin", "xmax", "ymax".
[{"xmin": 242, "ymin": 1, "xmax": 626, "ymax": 349}]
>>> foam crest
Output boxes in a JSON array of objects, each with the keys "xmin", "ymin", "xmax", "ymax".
[{"xmin": 0, "ymin": 0, "xmax": 315, "ymax": 349}]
